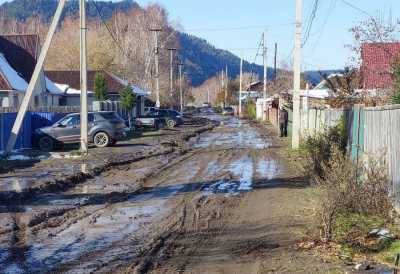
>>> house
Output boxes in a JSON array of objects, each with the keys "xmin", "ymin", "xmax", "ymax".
[
  {"xmin": 246, "ymin": 81, "xmax": 276, "ymax": 98},
  {"xmin": 46, "ymin": 70, "xmax": 150, "ymax": 116},
  {"xmin": 0, "ymin": 34, "xmax": 63, "ymax": 108},
  {"xmin": 361, "ymin": 42, "xmax": 400, "ymax": 90}
]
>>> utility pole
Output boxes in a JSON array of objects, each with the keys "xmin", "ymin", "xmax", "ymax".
[
  {"xmin": 239, "ymin": 56, "xmax": 243, "ymax": 118},
  {"xmin": 225, "ymin": 65, "xmax": 228, "ymax": 106},
  {"xmin": 292, "ymin": 0, "xmax": 302, "ymax": 149},
  {"xmin": 274, "ymin": 43, "xmax": 278, "ymax": 83},
  {"xmin": 178, "ymin": 62, "xmax": 183, "ymax": 112},
  {"xmin": 80, "ymin": 0, "xmax": 88, "ymax": 154},
  {"xmin": 221, "ymin": 69, "xmax": 225, "ymax": 107},
  {"xmin": 167, "ymin": 48, "xmax": 177, "ymax": 97},
  {"xmin": 5, "ymin": 0, "xmax": 66, "ymax": 154},
  {"xmin": 150, "ymin": 28, "xmax": 162, "ymax": 108},
  {"xmin": 263, "ymin": 31, "xmax": 268, "ymax": 99}
]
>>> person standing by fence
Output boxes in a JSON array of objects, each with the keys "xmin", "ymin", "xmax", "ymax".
[{"xmin": 279, "ymin": 107, "xmax": 288, "ymax": 137}]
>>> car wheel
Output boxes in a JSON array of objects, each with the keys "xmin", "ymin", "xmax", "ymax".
[
  {"xmin": 166, "ymin": 119, "xmax": 176, "ymax": 129},
  {"xmin": 38, "ymin": 136, "xmax": 54, "ymax": 151},
  {"xmin": 93, "ymin": 132, "xmax": 110, "ymax": 148}
]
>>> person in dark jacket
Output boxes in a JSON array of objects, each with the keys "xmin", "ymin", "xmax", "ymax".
[{"xmin": 279, "ymin": 107, "xmax": 289, "ymax": 137}]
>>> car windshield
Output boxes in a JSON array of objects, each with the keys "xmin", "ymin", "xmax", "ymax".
[
  {"xmin": 58, "ymin": 115, "xmax": 80, "ymax": 127},
  {"xmin": 224, "ymin": 107, "xmax": 233, "ymax": 111}
]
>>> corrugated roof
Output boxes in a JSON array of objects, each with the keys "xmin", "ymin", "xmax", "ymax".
[
  {"xmin": 361, "ymin": 43, "xmax": 400, "ymax": 89},
  {"xmin": 45, "ymin": 70, "xmax": 125, "ymax": 94},
  {"xmin": 0, "ymin": 34, "xmax": 39, "ymax": 90},
  {"xmin": 0, "ymin": 72, "xmax": 11, "ymax": 90}
]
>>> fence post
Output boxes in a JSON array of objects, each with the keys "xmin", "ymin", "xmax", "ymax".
[
  {"xmin": 0, "ymin": 113, "xmax": 3, "ymax": 151},
  {"xmin": 351, "ymin": 104, "xmax": 365, "ymax": 162}
]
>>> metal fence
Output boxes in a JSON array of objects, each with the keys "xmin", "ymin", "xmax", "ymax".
[
  {"xmin": 0, "ymin": 112, "xmax": 68, "ymax": 151},
  {"xmin": 298, "ymin": 105, "xmax": 400, "ymax": 208},
  {"xmin": 363, "ymin": 105, "xmax": 400, "ymax": 208},
  {"xmin": 0, "ymin": 106, "xmax": 83, "ymax": 113}
]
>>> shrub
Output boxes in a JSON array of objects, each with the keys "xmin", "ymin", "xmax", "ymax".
[
  {"xmin": 246, "ymin": 102, "xmax": 256, "ymax": 120},
  {"xmin": 303, "ymin": 116, "xmax": 347, "ymax": 177},
  {"xmin": 315, "ymin": 147, "xmax": 392, "ymax": 243}
]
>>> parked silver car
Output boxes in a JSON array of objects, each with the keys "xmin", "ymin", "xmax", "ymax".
[{"xmin": 35, "ymin": 111, "xmax": 126, "ymax": 151}]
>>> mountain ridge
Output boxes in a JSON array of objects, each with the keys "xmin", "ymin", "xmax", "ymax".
[{"xmin": 0, "ymin": 0, "xmax": 339, "ymax": 86}]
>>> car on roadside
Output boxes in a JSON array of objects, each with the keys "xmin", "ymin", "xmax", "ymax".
[
  {"xmin": 136, "ymin": 108, "xmax": 184, "ymax": 129},
  {"xmin": 222, "ymin": 107, "xmax": 235, "ymax": 116},
  {"xmin": 198, "ymin": 107, "xmax": 214, "ymax": 114},
  {"xmin": 182, "ymin": 106, "xmax": 199, "ymax": 116},
  {"xmin": 35, "ymin": 111, "xmax": 126, "ymax": 151}
]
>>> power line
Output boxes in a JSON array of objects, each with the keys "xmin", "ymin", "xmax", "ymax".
[
  {"xmin": 90, "ymin": 0, "xmax": 134, "ymax": 62},
  {"xmin": 309, "ymin": 0, "xmax": 337, "ymax": 53},
  {"xmin": 302, "ymin": 0, "xmax": 320, "ymax": 47},
  {"xmin": 339, "ymin": 0, "xmax": 372, "ymax": 17},
  {"xmin": 184, "ymin": 23, "xmax": 295, "ymax": 32}
]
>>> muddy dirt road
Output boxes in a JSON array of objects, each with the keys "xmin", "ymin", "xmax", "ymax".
[{"xmin": 0, "ymin": 115, "xmax": 346, "ymax": 274}]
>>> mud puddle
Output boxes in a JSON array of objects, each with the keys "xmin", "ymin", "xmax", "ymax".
[{"xmin": 0, "ymin": 115, "xmax": 282, "ymax": 274}]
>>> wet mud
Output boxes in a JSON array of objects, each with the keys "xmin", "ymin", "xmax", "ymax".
[{"xmin": 0, "ymin": 115, "xmax": 356, "ymax": 273}]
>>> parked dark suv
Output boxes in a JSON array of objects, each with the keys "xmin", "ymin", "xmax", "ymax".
[
  {"xmin": 136, "ymin": 108, "xmax": 183, "ymax": 129},
  {"xmin": 35, "ymin": 111, "xmax": 126, "ymax": 151}
]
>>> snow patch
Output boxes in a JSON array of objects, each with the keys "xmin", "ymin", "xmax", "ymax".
[
  {"xmin": 65, "ymin": 88, "xmax": 94, "ymax": 95},
  {"xmin": 257, "ymin": 157, "xmax": 280, "ymax": 180},
  {"xmin": 45, "ymin": 77, "xmax": 65, "ymax": 95},
  {"xmin": 0, "ymin": 53, "xmax": 28, "ymax": 92}
]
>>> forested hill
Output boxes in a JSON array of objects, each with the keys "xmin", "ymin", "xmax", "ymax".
[
  {"xmin": 0, "ymin": 0, "xmax": 335, "ymax": 86},
  {"xmin": 0, "ymin": 0, "xmax": 139, "ymax": 21},
  {"xmin": 178, "ymin": 32, "xmax": 272, "ymax": 86}
]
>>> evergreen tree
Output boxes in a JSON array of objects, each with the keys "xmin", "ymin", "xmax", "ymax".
[
  {"xmin": 94, "ymin": 72, "xmax": 108, "ymax": 101},
  {"xmin": 120, "ymin": 85, "xmax": 136, "ymax": 128}
]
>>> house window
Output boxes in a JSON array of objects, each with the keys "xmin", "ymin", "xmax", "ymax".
[
  {"xmin": 34, "ymin": 95, "xmax": 39, "ymax": 107},
  {"xmin": 0, "ymin": 92, "xmax": 9, "ymax": 107},
  {"xmin": 13, "ymin": 95, "xmax": 19, "ymax": 107}
]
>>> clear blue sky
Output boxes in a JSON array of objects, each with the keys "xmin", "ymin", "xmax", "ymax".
[
  {"xmin": 132, "ymin": 0, "xmax": 400, "ymax": 71},
  {"xmin": 2, "ymin": 0, "xmax": 400, "ymax": 70}
]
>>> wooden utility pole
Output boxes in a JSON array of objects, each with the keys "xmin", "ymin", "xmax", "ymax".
[
  {"xmin": 274, "ymin": 43, "xmax": 278, "ymax": 82},
  {"xmin": 263, "ymin": 31, "xmax": 267, "ymax": 99},
  {"xmin": 150, "ymin": 28, "xmax": 162, "ymax": 108},
  {"xmin": 167, "ymin": 48, "xmax": 177, "ymax": 97},
  {"xmin": 239, "ymin": 56, "xmax": 243, "ymax": 118},
  {"xmin": 221, "ymin": 69, "xmax": 225, "ymax": 106},
  {"xmin": 80, "ymin": 0, "xmax": 88, "ymax": 154},
  {"xmin": 178, "ymin": 62, "xmax": 183, "ymax": 112},
  {"xmin": 225, "ymin": 65, "xmax": 228, "ymax": 106},
  {"xmin": 292, "ymin": 0, "xmax": 302, "ymax": 149},
  {"xmin": 5, "ymin": 0, "xmax": 66, "ymax": 154}
]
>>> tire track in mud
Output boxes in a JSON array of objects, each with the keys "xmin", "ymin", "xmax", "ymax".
[
  {"xmin": 0, "ymin": 125, "xmax": 219, "ymax": 274},
  {"xmin": 131, "ymin": 118, "xmax": 275, "ymax": 274},
  {"xmin": 0, "ymin": 116, "xmax": 279, "ymax": 274}
]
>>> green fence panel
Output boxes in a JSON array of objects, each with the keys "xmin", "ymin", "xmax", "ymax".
[{"xmin": 351, "ymin": 105, "xmax": 364, "ymax": 161}]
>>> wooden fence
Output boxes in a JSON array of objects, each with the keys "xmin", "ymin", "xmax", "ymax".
[{"xmin": 298, "ymin": 105, "xmax": 400, "ymax": 209}]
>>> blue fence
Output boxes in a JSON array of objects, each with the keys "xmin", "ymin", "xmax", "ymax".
[{"xmin": 0, "ymin": 112, "xmax": 68, "ymax": 151}]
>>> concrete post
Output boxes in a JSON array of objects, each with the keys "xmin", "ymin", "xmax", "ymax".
[
  {"xmin": 5, "ymin": 0, "xmax": 66, "ymax": 154},
  {"xmin": 292, "ymin": 0, "xmax": 302, "ymax": 149}
]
